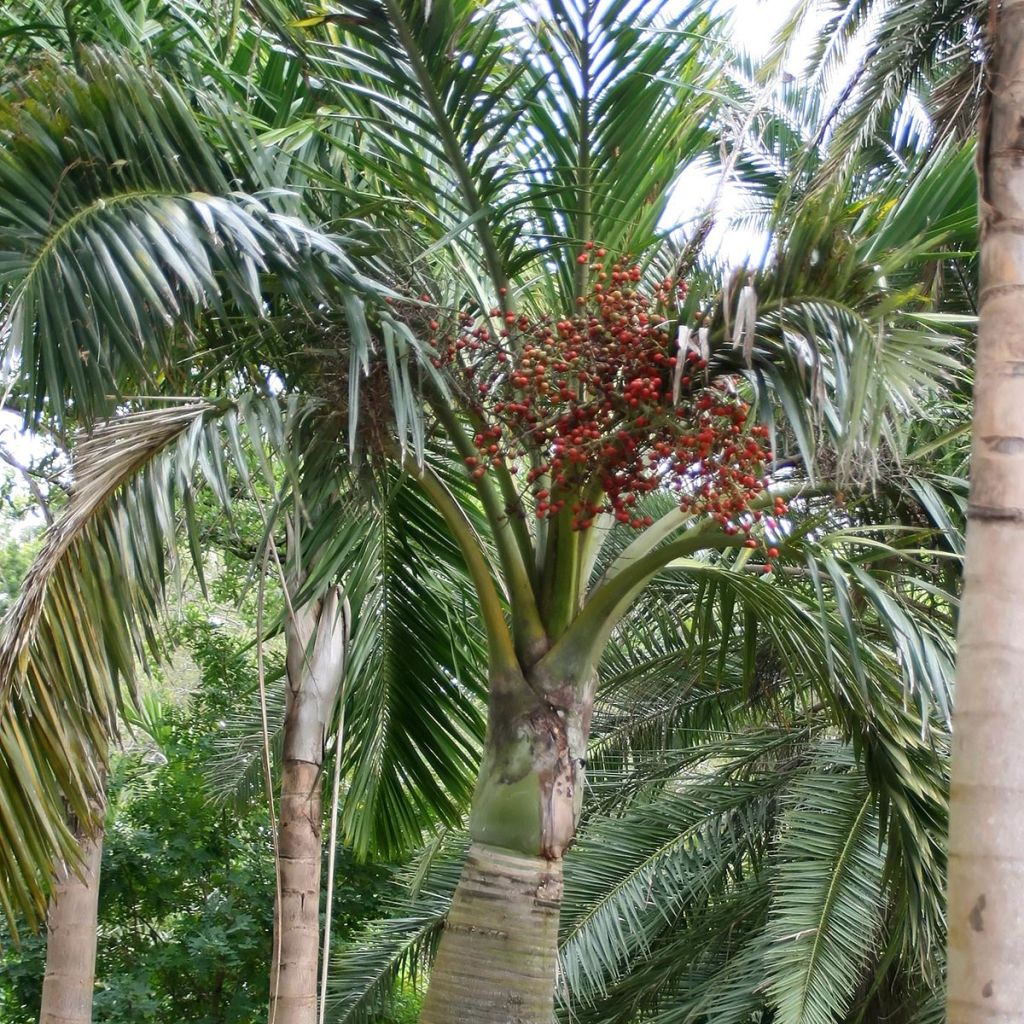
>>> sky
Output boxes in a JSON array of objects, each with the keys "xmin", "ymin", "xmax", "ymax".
[
  {"xmin": 667, "ymin": 0, "xmax": 838, "ymax": 265},
  {"xmin": 668, "ymin": 0, "xmax": 878, "ymax": 265}
]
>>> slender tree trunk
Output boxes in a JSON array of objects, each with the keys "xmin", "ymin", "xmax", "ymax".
[
  {"xmin": 420, "ymin": 669, "xmax": 593, "ymax": 1024},
  {"xmin": 273, "ymin": 756, "xmax": 324, "ymax": 1024},
  {"xmin": 270, "ymin": 587, "xmax": 348, "ymax": 1024},
  {"xmin": 39, "ymin": 805, "xmax": 105, "ymax": 1024},
  {"xmin": 947, "ymin": 6, "xmax": 1024, "ymax": 1020}
]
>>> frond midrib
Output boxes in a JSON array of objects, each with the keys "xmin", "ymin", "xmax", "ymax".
[
  {"xmin": 16, "ymin": 187, "xmax": 200, "ymax": 304},
  {"xmin": 791, "ymin": 787, "xmax": 874, "ymax": 1021}
]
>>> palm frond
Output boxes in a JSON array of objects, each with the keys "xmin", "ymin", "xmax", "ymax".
[
  {"xmin": 0, "ymin": 394, "xmax": 299, "ymax": 930},
  {"xmin": 559, "ymin": 748, "xmax": 791, "ymax": 1010},
  {"xmin": 0, "ymin": 50, "xmax": 366, "ymax": 425},
  {"xmin": 810, "ymin": 0, "xmax": 985, "ymax": 174},
  {"xmin": 333, "ymin": 466, "xmax": 488, "ymax": 858},
  {"xmin": 327, "ymin": 835, "xmax": 466, "ymax": 1023},
  {"xmin": 0, "ymin": 402, "xmax": 212, "ymax": 929},
  {"xmin": 763, "ymin": 747, "xmax": 885, "ymax": 1024}
]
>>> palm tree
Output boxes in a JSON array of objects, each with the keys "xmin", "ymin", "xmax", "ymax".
[
  {"xmin": 0, "ymin": 417, "xmax": 106, "ymax": 1024},
  {"xmin": 274, "ymin": 580, "xmax": 349, "ymax": 1024},
  {"xmin": 330, "ymin": 460, "xmax": 961, "ymax": 1023},
  {"xmin": 0, "ymin": 36, "xmax": 490, "ymax": 1022},
  {"xmin": 0, "ymin": 35, "xmax": 383, "ymax": 1024},
  {"xmin": 0, "ymin": 3, "xmax": 968, "ymax": 1020},
  {"xmin": 0, "ymin": 436, "xmax": 110, "ymax": 1024},
  {"xmin": 37, "ymin": 802, "xmax": 104, "ymax": 1024}
]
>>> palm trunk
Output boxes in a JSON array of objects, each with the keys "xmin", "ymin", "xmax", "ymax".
[
  {"xmin": 272, "ymin": 757, "xmax": 324, "ymax": 1024},
  {"xmin": 947, "ymin": 6, "xmax": 1024, "ymax": 1020},
  {"xmin": 420, "ymin": 670, "xmax": 593, "ymax": 1024},
  {"xmin": 270, "ymin": 587, "xmax": 348, "ymax": 1024},
  {"xmin": 39, "ymin": 807, "xmax": 104, "ymax": 1024},
  {"xmin": 420, "ymin": 844, "xmax": 562, "ymax": 1024}
]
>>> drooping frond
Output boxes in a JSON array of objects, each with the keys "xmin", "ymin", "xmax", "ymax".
[
  {"xmin": 763, "ymin": 747, "xmax": 886, "ymax": 1024},
  {"xmin": 0, "ymin": 50, "xmax": 367, "ymax": 425},
  {"xmin": 338, "ymin": 467, "xmax": 487, "ymax": 858},
  {"xmin": 0, "ymin": 395, "xmax": 299, "ymax": 930},
  {"xmin": 0, "ymin": 402, "xmax": 212, "ymax": 929},
  {"xmin": 809, "ymin": 0, "xmax": 985, "ymax": 172}
]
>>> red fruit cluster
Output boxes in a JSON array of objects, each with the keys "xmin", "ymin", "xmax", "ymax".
[{"xmin": 425, "ymin": 253, "xmax": 784, "ymax": 546}]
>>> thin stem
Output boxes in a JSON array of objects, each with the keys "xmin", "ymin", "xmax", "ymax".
[
  {"xmin": 573, "ymin": 1, "xmax": 594, "ymax": 300},
  {"xmin": 256, "ymin": 556, "xmax": 283, "ymax": 1024},
  {"xmin": 429, "ymin": 400, "xmax": 546, "ymax": 660},
  {"xmin": 599, "ymin": 481, "xmax": 815, "ymax": 589},
  {"xmin": 463, "ymin": 404, "xmax": 535, "ymax": 574},
  {"xmin": 404, "ymin": 456, "xmax": 518, "ymax": 673},
  {"xmin": 539, "ymin": 506, "xmax": 582, "ymax": 641},
  {"xmin": 223, "ymin": 0, "xmax": 242, "ymax": 57},
  {"xmin": 318, "ymin": 600, "xmax": 350, "ymax": 1024}
]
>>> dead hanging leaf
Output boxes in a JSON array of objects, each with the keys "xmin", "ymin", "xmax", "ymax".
[{"xmin": 732, "ymin": 279, "xmax": 757, "ymax": 368}]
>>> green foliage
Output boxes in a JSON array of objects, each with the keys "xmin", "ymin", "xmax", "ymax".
[
  {"xmin": 0, "ymin": 523, "xmax": 39, "ymax": 617},
  {"xmin": 0, "ymin": 616, "xmax": 398, "ymax": 1023},
  {"xmin": 0, "ymin": 3, "xmax": 977, "ymax": 1022}
]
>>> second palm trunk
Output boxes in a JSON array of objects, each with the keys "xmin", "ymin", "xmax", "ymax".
[{"xmin": 270, "ymin": 587, "xmax": 348, "ymax": 1024}]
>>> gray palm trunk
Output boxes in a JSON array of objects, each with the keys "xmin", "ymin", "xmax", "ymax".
[
  {"xmin": 947, "ymin": 4, "xmax": 1024, "ymax": 1020},
  {"xmin": 39, "ymin": 801, "xmax": 105, "ymax": 1024},
  {"xmin": 270, "ymin": 587, "xmax": 349, "ymax": 1024}
]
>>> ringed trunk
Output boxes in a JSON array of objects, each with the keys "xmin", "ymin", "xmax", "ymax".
[
  {"xmin": 39, "ymin": 805, "xmax": 105, "ymax": 1024},
  {"xmin": 271, "ymin": 756, "xmax": 324, "ymax": 1024},
  {"xmin": 270, "ymin": 587, "xmax": 348, "ymax": 1024},
  {"xmin": 420, "ymin": 671, "xmax": 593, "ymax": 1024},
  {"xmin": 948, "ymin": 6, "xmax": 1024, "ymax": 1021}
]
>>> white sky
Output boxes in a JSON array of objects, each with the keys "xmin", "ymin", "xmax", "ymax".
[
  {"xmin": 667, "ymin": 0, "xmax": 877, "ymax": 265},
  {"xmin": 666, "ymin": 0, "xmax": 836, "ymax": 265}
]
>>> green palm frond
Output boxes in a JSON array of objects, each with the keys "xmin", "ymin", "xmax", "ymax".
[
  {"xmin": 0, "ymin": 0, "xmax": 222, "ymax": 80},
  {"xmin": 337, "ymin": 468, "xmax": 487, "ymax": 858},
  {"xmin": 516, "ymin": 0, "xmax": 721, "ymax": 303},
  {"xmin": 327, "ymin": 835, "xmax": 466, "ymax": 1023},
  {"xmin": 253, "ymin": 0, "xmax": 532, "ymax": 292},
  {"xmin": 258, "ymin": 0, "xmax": 724, "ymax": 305},
  {"xmin": 559, "ymin": 749, "xmax": 789, "ymax": 1009},
  {"xmin": 764, "ymin": 747, "xmax": 886, "ymax": 1024},
  {"xmin": 0, "ymin": 51, "xmax": 367, "ymax": 425}
]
